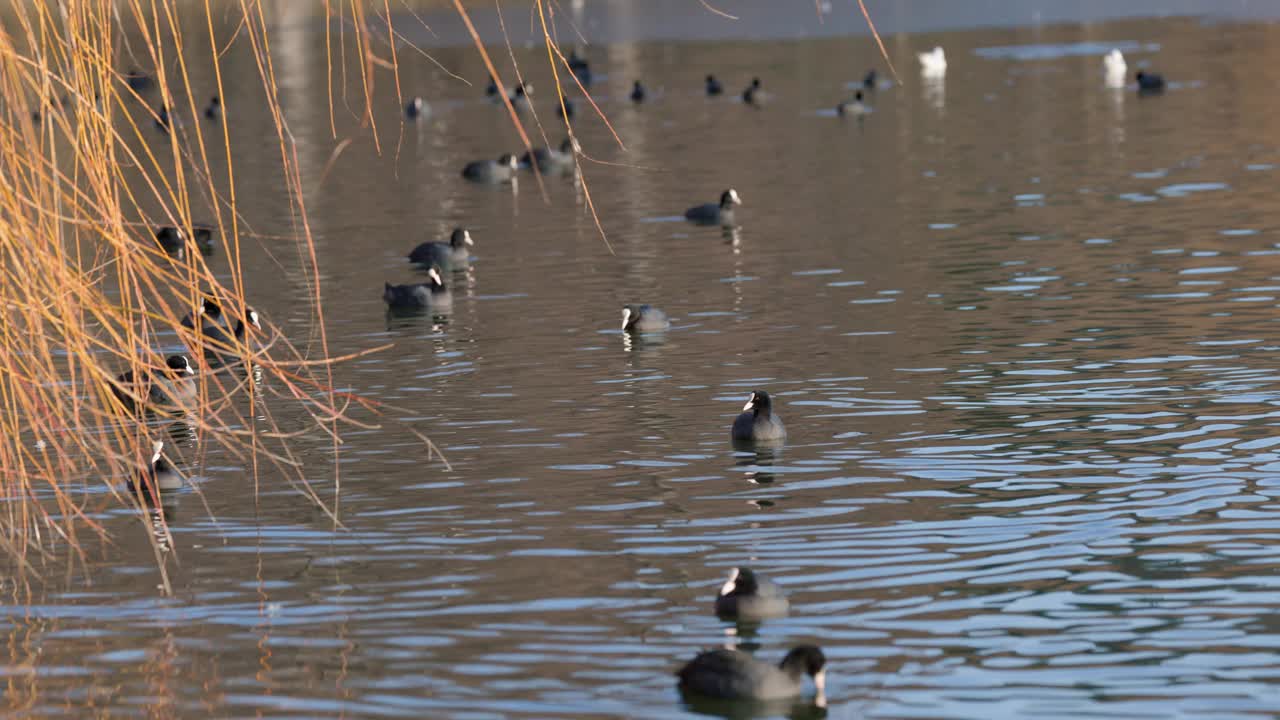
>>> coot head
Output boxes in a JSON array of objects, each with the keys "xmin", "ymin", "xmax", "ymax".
[
  {"xmin": 780, "ymin": 645, "xmax": 827, "ymax": 690},
  {"xmin": 450, "ymin": 228, "xmax": 473, "ymax": 248},
  {"xmin": 165, "ymin": 355, "xmax": 195, "ymax": 377},
  {"xmin": 743, "ymin": 389, "xmax": 772, "ymax": 414},
  {"xmin": 719, "ymin": 567, "xmax": 761, "ymax": 596},
  {"xmin": 720, "ymin": 188, "xmax": 742, "ymax": 209}
]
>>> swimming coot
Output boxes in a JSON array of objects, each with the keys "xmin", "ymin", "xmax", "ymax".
[
  {"xmin": 862, "ymin": 68, "xmax": 877, "ymax": 90},
  {"xmin": 204, "ymin": 95, "xmax": 221, "ymax": 120},
  {"xmin": 180, "ymin": 295, "xmax": 227, "ymax": 334},
  {"xmin": 556, "ymin": 97, "xmax": 576, "ymax": 120},
  {"xmin": 509, "ymin": 82, "xmax": 533, "ymax": 111},
  {"xmin": 836, "ymin": 90, "xmax": 870, "ymax": 117},
  {"xmin": 129, "ymin": 440, "xmax": 183, "ymax": 506},
  {"xmin": 685, "ymin": 188, "xmax": 742, "ymax": 226},
  {"xmin": 714, "ymin": 567, "xmax": 790, "ymax": 621},
  {"xmin": 154, "ymin": 225, "xmax": 213, "ymax": 257},
  {"xmin": 732, "ymin": 390, "xmax": 786, "ymax": 443},
  {"xmin": 190, "ymin": 307, "xmax": 261, "ymax": 367},
  {"xmin": 677, "ymin": 645, "xmax": 826, "ymax": 702},
  {"xmin": 630, "ymin": 80, "xmax": 646, "ymax": 103},
  {"xmin": 569, "ymin": 49, "xmax": 592, "ymax": 85},
  {"xmin": 519, "ymin": 138, "xmax": 577, "ymax": 174},
  {"xmin": 705, "ymin": 74, "xmax": 723, "ymax": 96},
  {"xmin": 1136, "ymin": 70, "xmax": 1165, "ymax": 93},
  {"xmin": 406, "ymin": 97, "xmax": 427, "ymax": 119},
  {"xmin": 110, "ymin": 355, "xmax": 196, "ymax": 413},
  {"xmin": 124, "ymin": 69, "xmax": 153, "ymax": 93},
  {"xmin": 408, "ymin": 228, "xmax": 473, "ymax": 270},
  {"xmin": 621, "ymin": 304, "xmax": 670, "ymax": 333},
  {"xmin": 383, "ymin": 267, "xmax": 452, "ymax": 310},
  {"xmin": 742, "ymin": 77, "xmax": 762, "ymax": 105},
  {"xmin": 462, "ymin": 154, "xmax": 519, "ymax": 183}
]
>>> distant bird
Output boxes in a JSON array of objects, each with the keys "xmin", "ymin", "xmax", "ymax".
[
  {"xmin": 462, "ymin": 154, "xmax": 519, "ymax": 183},
  {"xmin": 630, "ymin": 80, "xmax": 646, "ymax": 103},
  {"xmin": 1136, "ymin": 70, "xmax": 1165, "ymax": 94},
  {"xmin": 556, "ymin": 97, "xmax": 576, "ymax": 120},
  {"xmin": 862, "ymin": 68, "xmax": 878, "ymax": 90},
  {"xmin": 485, "ymin": 77, "xmax": 500, "ymax": 98},
  {"xmin": 180, "ymin": 295, "xmax": 227, "ymax": 334},
  {"xmin": 621, "ymin": 304, "xmax": 669, "ymax": 333},
  {"xmin": 124, "ymin": 69, "xmax": 152, "ymax": 93},
  {"xmin": 406, "ymin": 97, "xmax": 427, "ymax": 119},
  {"xmin": 685, "ymin": 188, "xmax": 742, "ymax": 226},
  {"xmin": 154, "ymin": 225, "xmax": 212, "ymax": 258},
  {"xmin": 836, "ymin": 90, "xmax": 870, "ymax": 117},
  {"xmin": 519, "ymin": 137, "xmax": 578, "ymax": 174},
  {"xmin": 918, "ymin": 46, "xmax": 947, "ymax": 77},
  {"xmin": 568, "ymin": 48, "xmax": 592, "ymax": 85},
  {"xmin": 714, "ymin": 567, "xmax": 790, "ymax": 621},
  {"xmin": 705, "ymin": 74, "xmax": 723, "ymax": 96},
  {"xmin": 383, "ymin": 267, "xmax": 452, "ymax": 311},
  {"xmin": 129, "ymin": 441, "xmax": 183, "ymax": 506},
  {"xmin": 1103, "ymin": 49, "xmax": 1126, "ymax": 88},
  {"xmin": 190, "ymin": 223, "xmax": 215, "ymax": 252},
  {"xmin": 188, "ymin": 306, "xmax": 261, "ymax": 366},
  {"xmin": 203, "ymin": 95, "xmax": 221, "ymax": 120},
  {"xmin": 155, "ymin": 104, "xmax": 173, "ymax": 133},
  {"xmin": 408, "ymin": 228, "xmax": 473, "ymax": 271},
  {"xmin": 510, "ymin": 82, "xmax": 533, "ymax": 111},
  {"xmin": 732, "ymin": 390, "xmax": 786, "ymax": 444},
  {"xmin": 110, "ymin": 355, "xmax": 196, "ymax": 413},
  {"xmin": 677, "ymin": 646, "xmax": 827, "ymax": 702},
  {"xmin": 742, "ymin": 77, "xmax": 762, "ymax": 105}
]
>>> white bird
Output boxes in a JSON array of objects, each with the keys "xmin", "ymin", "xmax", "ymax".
[
  {"xmin": 1104, "ymin": 49, "xmax": 1126, "ymax": 88},
  {"xmin": 918, "ymin": 46, "xmax": 947, "ymax": 77}
]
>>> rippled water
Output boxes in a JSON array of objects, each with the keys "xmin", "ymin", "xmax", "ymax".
[{"xmin": 9, "ymin": 6, "xmax": 1280, "ymax": 719}]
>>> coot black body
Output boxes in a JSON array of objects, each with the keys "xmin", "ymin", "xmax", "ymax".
[{"xmin": 685, "ymin": 189, "xmax": 742, "ymax": 226}]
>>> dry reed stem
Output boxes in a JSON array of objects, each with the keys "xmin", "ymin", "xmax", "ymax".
[{"xmin": 0, "ymin": 1, "xmax": 461, "ymax": 585}]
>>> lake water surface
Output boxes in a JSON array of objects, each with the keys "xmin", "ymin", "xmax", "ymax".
[{"xmin": 8, "ymin": 4, "xmax": 1280, "ymax": 718}]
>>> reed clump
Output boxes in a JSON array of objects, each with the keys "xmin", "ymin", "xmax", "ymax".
[{"xmin": 0, "ymin": 1, "xmax": 421, "ymax": 586}]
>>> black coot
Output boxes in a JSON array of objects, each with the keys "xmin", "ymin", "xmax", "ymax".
[
  {"xmin": 714, "ymin": 567, "xmax": 790, "ymax": 621},
  {"xmin": 408, "ymin": 228, "xmax": 473, "ymax": 271},
  {"xmin": 384, "ymin": 267, "xmax": 452, "ymax": 310},
  {"xmin": 462, "ymin": 154, "xmax": 519, "ymax": 183},
  {"xmin": 621, "ymin": 304, "xmax": 670, "ymax": 333},
  {"xmin": 677, "ymin": 645, "xmax": 826, "ymax": 701},
  {"xmin": 685, "ymin": 189, "xmax": 742, "ymax": 226},
  {"xmin": 731, "ymin": 390, "xmax": 786, "ymax": 443}
]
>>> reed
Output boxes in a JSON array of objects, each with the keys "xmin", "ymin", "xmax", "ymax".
[{"xmin": 0, "ymin": 1, "xmax": 457, "ymax": 587}]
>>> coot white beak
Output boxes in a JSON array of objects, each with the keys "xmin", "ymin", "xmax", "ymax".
[
  {"xmin": 814, "ymin": 668, "xmax": 827, "ymax": 696},
  {"xmin": 621, "ymin": 307, "xmax": 632, "ymax": 330},
  {"xmin": 730, "ymin": 189, "xmax": 742, "ymax": 204},
  {"xmin": 742, "ymin": 393, "xmax": 756, "ymax": 412},
  {"xmin": 429, "ymin": 267, "xmax": 443, "ymax": 286},
  {"xmin": 464, "ymin": 230, "xmax": 474, "ymax": 246},
  {"xmin": 150, "ymin": 441, "xmax": 164, "ymax": 466},
  {"xmin": 249, "ymin": 311, "xmax": 262, "ymax": 331},
  {"xmin": 719, "ymin": 567, "xmax": 740, "ymax": 597}
]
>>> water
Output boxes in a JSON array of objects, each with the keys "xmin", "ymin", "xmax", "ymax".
[{"xmin": 9, "ymin": 6, "xmax": 1280, "ymax": 718}]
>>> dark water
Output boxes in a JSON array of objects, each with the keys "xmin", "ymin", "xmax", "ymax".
[{"xmin": 10, "ymin": 6, "xmax": 1280, "ymax": 719}]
